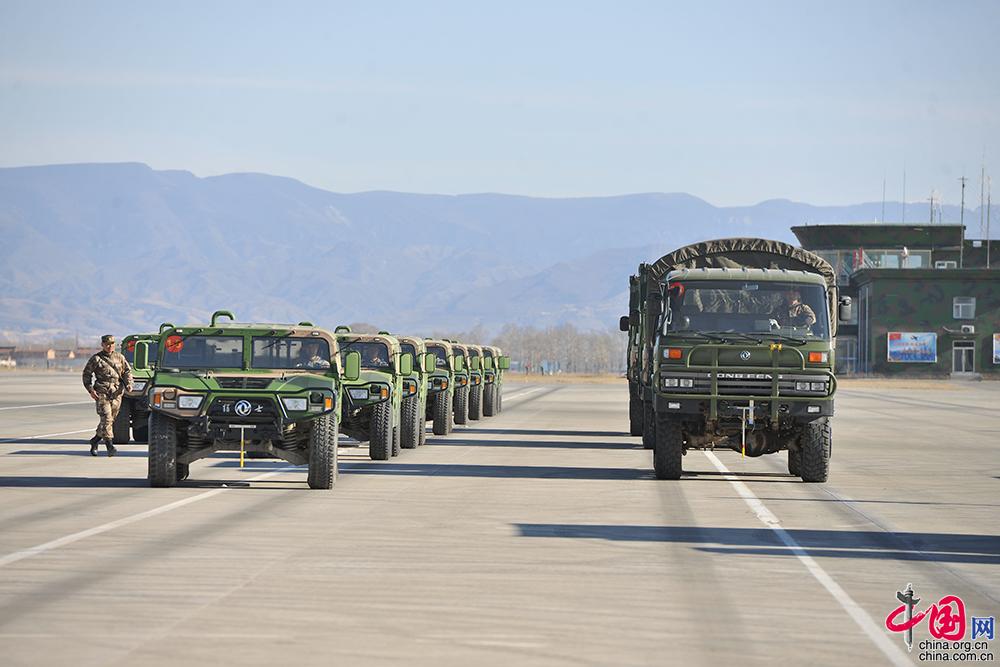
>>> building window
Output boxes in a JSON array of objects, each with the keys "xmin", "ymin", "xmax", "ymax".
[
  {"xmin": 936, "ymin": 260, "xmax": 957, "ymax": 269},
  {"xmin": 953, "ymin": 296, "xmax": 976, "ymax": 319}
]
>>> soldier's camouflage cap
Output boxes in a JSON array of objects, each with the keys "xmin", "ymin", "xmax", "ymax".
[{"xmin": 101, "ymin": 334, "xmax": 116, "ymax": 344}]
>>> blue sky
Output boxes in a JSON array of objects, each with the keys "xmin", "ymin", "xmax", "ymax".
[{"xmin": 1, "ymin": 0, "xmax": 998, "ymax": 206}]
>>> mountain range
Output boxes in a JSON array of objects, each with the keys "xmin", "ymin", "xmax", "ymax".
[{"xmin": 0, "ymin": 162, "xmax": 978, "ymax": 342}]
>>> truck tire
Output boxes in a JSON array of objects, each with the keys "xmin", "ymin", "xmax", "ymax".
[
  {"xmin": 133, "ymin": 413, "xmax": 149, "ymax": 443},
  {"xmin": 112, "ymin": 399, "xmax": 132, "ymax": 444},
  {"xmin": 307, "ymin": 413, "xmax": 338, "ymax": 489},
  {"xmin": 641, "ymin": 401, "xmax": 655, "ymax": 450},
  {"xmin": 432, "ymin": 391, "xmax": 452, "ymax": 435},
  {"xmin": 391, "ymin": 423, "xmax": 400, "ymax": 457},
  {"xmin": 401, "ymin": 396, "xmax": 420, "ymax": 449},
  {"xmin": 787, "ymin": 449, "xmax": 801, "ymax": 476},
  {"xmin": 653, "ymin": 413, "xmax": 683, "ymax": 480},
  {"xmin": 419, "ymin": 397, "xmax": 427, "ymax": 446},
  {"xmin": 483, "ymin": 384, "xmax": 497, "ymax": 417},
  {"xmin": 454, "ymin": 386, "xmax": 469, "ymax": 425},
  {"xmin": 629, "ymin": 393, "xmax": 643, "ymax": 437},
  {"xmin": 148, "ymin": 411, "xmax": 178, "ymax": 487},
  {"xmin": 176, "ymin": 463, "xmax": 190, "ymax": 482},
  {"xmin": 369, "ymin": 401, "xmax": 392, "ymax": 460},
  {"xmin": 799, "ymin": 418, "xmax": 831, "ymax": 483},
  {"xmin": 469, "ymin": 385, "xmax": 483, "ymax": 420}
]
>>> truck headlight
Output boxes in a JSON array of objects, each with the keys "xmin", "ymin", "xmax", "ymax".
[
  {"xmin": 177, "ymin": 395, "xmax": 203, "ymax": 410},
  {"xmin": 810, "ymin": 382, "xmax": 826, "ymax": 392},
  {"xmin": 282, "ymin": 397, "xmax": 308, "ymax": 411},
  {"xmin": 795, "ymin": 381, "xmax": 810, "ymax": 391},
  {"xmin": 663, "ymin": 378, "xmax": 679, "ymax": 387},
  {"xmin": 132, "ymin": 381, "xmax": 147, "ymax": 392},
  {"xmin": 348, "ymin": 388, "xmax": 369, "ymax": 400}
]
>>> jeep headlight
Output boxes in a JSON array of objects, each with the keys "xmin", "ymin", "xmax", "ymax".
[
  {"xmin": 348, "ymin": 388, "xmax": 369, "ymax": 400},
  {"xmin": 282, "ymin": 397, "xmax": 308, "ymax": 411},
  {"xmin": 795, "ymin": 381, "xmax": 810, "ymax": 391},
  {"xmin": 810, "ymin": 381, "xmax": 826, "ymax": 392},
  {"xmin": 132, "ymin": 381, "xmax": 147, "ymax": 392},
  {"xmin": 177, "ymin": 395, "xmax": 203, "ymax": 410},
  {"xmin": 679, "ymin": 378, "xmax": 694, "ymax": 388},
  {"xmin": 663, "ymin": 378, "xmax": 679, "ymax": 388}
]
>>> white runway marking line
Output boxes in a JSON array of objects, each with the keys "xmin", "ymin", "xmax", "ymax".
[
  {"xmin": 703, "ymin": 452, "xmax": 913, "ymax": 667},
  {"xmin": 0, "ymin": 428, "xmax": 93, "ymax": 445},
  {"xmin": 0, "ymin": 400, "xmax": 91, "ymax": 411},
  {"xmin": 0, "ymin": 467, "xmax": 295, "ymax": 569},
  {"xmin": 503, "ymin": 387, "xmax": 546, "ymax": 402}
]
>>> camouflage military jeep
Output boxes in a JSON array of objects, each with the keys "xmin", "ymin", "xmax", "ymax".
[
  {"xmin": 423, "ymin": 338, "xmax": 458, "ymax": 435},
  {"xmin": 134, "ymin": 311, "xmax": 359, "ymax": 489},
  {"xmin": 395, "ymin": 335, "xmax": 436, "ymax": 449},
  {"xmin": 448, "ymin": 341, "xmax": 471, "ymax": 425},
  {"xmin": 115, "ymin": 323, "xmax": 171, "ymax": 444},
  {"xmin": 482, "ymin": 345, "xmax": 510, "ymax": 416},
  {"xmin": 335, "ymin": 327, "xmax": 412, "ymax": 461},
  {"xmin": 465, "ymin": 343, "xmax": 485, "ymax": 421}
]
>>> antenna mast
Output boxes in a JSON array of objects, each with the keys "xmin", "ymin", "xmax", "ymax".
[{"xmin": 959, "ymin": 176, "xmax": 967, "ymax": 268}]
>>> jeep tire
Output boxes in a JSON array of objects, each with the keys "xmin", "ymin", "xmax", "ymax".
[
  {"xmin": 799, "ymin": 418, "xmax": 831, "ymax": 483},
  {"xmin": 454, "ymin": 386, "xmax": 469, "ymax": 425},
  {"xmin": 469, "ymin": 385, "xmax": 482, "ymax": 420},
  {"xmin": 391, "ymin": 423, "xmax": 400, "ymax": 457},
  {"xmin": 112, "ymin": 398, "xmax": 132, "ymax": 444},
  {"xmin": 133, "ymin": 414, "xmax": 149, "ymax": 443},
  {"xmin": 642, "ymin": 401, "xmax": 655, "ymax": 450},
  {"xmin": 401, "ymin": 396, "xmax": 420, "ymax": 449},
  {"xmin": 629, "ymin": 388, "xmax": 643, "ymax": 437},
  {"xmin": 432, "ymin": 390, "xmax": 453, "ymax": 436},
  {"xmin": 483, "ymin": 384, "xmax": 497, "ymax": 417},
  {"xmin": 148, "ymin": 411, "xmax": 178, "ymax": 487},
  {"xmin": 787, "ymin": 448, "xmax": 801, "ymax": 476},
  {"xmin": 369, "ymin": 401, "xmax": 392, "ymax": 461},
  {"xmin": 653, "ymin": 412, "xmax": 683, "ymax": 480},
  {"xmin": 307, "ymin": 413, "xmax": 338, "ymax": 489}
]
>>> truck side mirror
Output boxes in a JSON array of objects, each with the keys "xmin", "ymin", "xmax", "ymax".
[
  {"xmin": 422, "ymin": 353, "xmax": 436, "ymax": 373},
  {"xmin": 453, "ymin": 355, "xmax": 465, "ymax": 372},
  {"xmin": 470, "ymin": 356, "xmax": 481, "ymax": 371},
  {"xmin": 483, "ymin": 356, "xmax": 495, "ymax": 371},
  {"xmin": 499, "ymin": 356, "xmax": 511, "ymax": 370},
  {"xmin": 839, "ymin": 296, "xmax": 853, "ymax": 322},
  {"xmin": 343, "ymin": 350, "xmax": 361, "ymax": 382},
  {"xmin": 134, "ymin": 341, "xmax": 149, "ymax": 370},
  {"xmin": 619, "ymin": 315, "xmax": 630, "ymax": 332},
  {"xmin": 400, "ymin": 352, "xmax": 413, "ymax": 376}
]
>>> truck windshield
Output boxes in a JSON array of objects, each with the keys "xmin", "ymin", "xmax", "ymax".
[
  {"xmin": 252, "ymin": 337, "xmax": 331, "ymax": 370},
  {"xmin": 340, "ymin": 340, "xmax": 391, "ymax": 370},
  {"xmin": 427, "ymin": 345, "xmax": 450, "ymax": 369},
  {"xmin": 666, "ymin": 281, "xmax": 830, "ymax": 339},
  {"xmin": 161, "ymin": 336, "xmax": 244, "ymax": 369}
]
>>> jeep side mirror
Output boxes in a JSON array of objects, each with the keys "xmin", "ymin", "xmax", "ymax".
[
  {"xmin": 134, "ymin": 341, "xmax": 149, "ymax": 370},
  {"xmin": 453, "ymin": 355, "xmax": 465, "ymax": 372},
  {"xmin": 499, "ymin": 356, "xmax": 511, "ymax": 370},
  {"xmin": 470, "ymin": 356, "xmax": 481, "ymax": 371},
  {"xmin": 839, "ymin": 296, "xmax": 853, "ymax": 322},
  {"xmin": 343, "ymin": 350, "xmax": 361, "ymax": 382},
  {"xmin": 400, "ymin": 352, "xmax": 413, "ymax": 376},
  {"xmin": 422, "ymin": 353, "xmax": 436, "ymax": 374},
  {"xmin": 619, "ymin": 315, "xmax": 630, "ymax": 332},
  {"xmin": 211, "ymin": 310, "xmax": 235, "ymax": 326},
  {"xmin": 483, "ymin": 356, "xmax": 494, "ymax": 371}
]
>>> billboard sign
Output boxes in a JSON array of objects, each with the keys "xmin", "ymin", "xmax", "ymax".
[
  {"xmin": 887, "ymin": 332, "xmax": 937, "ymax": 363},
  {"xmin": 994, "ymin": 334, "xmax": 1000, "ymax": 364}
]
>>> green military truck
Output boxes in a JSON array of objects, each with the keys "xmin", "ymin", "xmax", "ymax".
[
  {"xmin": 114, "ymin": 324, "xmax": 171, "ymax": 444},
  {"xmin": 620, "ymin": 273, "xmax": 646, "ymax": 437},
  {"xmin": 424, "ymin": 338, "xmax": 459, "ymax": 435},
  {"xmin": 135, "ymin": 311, "xmax": 358, "ymax": 489},
  {"xmin": 394, "ymin": 334, "xmax": 436, "ymax": 449},
  {"xmin": 449, "ymin": 341, "xmax": 471, "ymax": 425},
  {"xmin": 635, "ymin": 239, "xmax": 851, "ymax": 482},
  {"xmin": 481, "ymin": 345, "xmax": 509, "ymax": 416},
  {"xmin": 335, "ymin": 327, "xmax": 411, "ymax": 461},
  {"xmin": 465, "ymin": 343, "xmax": 484, "ymax": 420}
]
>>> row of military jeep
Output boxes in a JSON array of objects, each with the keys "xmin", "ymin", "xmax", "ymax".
[{"xmin": 119, "ymin": 311, "xmax": 510, "ymax": 489}]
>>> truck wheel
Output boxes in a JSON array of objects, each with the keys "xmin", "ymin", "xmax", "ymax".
[
  {"xmin": 787, "ymin": 449, "xmax": 801, "ymax": 476},
  {"xmin": 133, "ymin": 413, "xmax": 149, "ymax": 443},
  {"xmin": 454, "ymin": 386, "xmax": 469, "ymax": 425},
  {"xmin": 176, "ymin": 463, "xmax": 190, "ymax": 482},
  {"xmin": 369, "ymin": 401, "xmax": 392, "ymax": 460},
  {"xmin": 629, "ymin": 393, "xmax": 643, "ymax": 437},
  {"xmin": 112, "ymin": 399, "xmax": 132, "ymax": 444},
  {"xmin": 391, "ymin": 423, "xmax": 400, "ymax": 457},
  {"xmin": 148, "ymin": 412, "xmax": 178, "ymax": 487},
  {"xmin": 653, "ymin": 413, "xmax": 683, "ymax": 480},
  {"xmin": 401, "ymin": 396, "xmax": 420, "ymax": 449},
  {"xmin": 469, "ymin": 385, "xmax": 482, "ymax": 420},
  {"xmin": 641, "ymin": 401, "xmax": 655, "ymax": 450},
  {"xmin": 307, "ymin": 413, "xmax": 338, "ymax": 489},
  {"xmin": 483, "ymin": 384, "xmax": 496, "ymax": 417},
  {"xmin": 799, "ymin": 419, "xmax": 831, "ymax": 483},
  {"xmin": 432, "ymin": 391, "xmax": 452, "ymax": 435}
]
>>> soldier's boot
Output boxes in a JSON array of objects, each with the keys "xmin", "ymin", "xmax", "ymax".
[
  {"xmin": 89, "ymin": 436, "xmax": 101, "ymax": 457},
  {"xmin": 104, "ymin": 438, "xmax": 117, "ymax": 457}
]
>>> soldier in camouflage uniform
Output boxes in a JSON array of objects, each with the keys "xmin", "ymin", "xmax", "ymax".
[
  {"xmin": 771, "ymin": 289, "xmax": 817, "ymax": 328},
  {"xmin": 82, "ymin": 334, "xmax": 133, "ymax": 456}
]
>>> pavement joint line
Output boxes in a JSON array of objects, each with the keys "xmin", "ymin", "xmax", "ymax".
[
  {"xmin": 0, "ymin": 428, "xmax": 93, "ymax": 445},
  {"xmin": 0, "ymin": 400, "xmax": 91, "ymax": 411},
  {"xmin": 0, "ymin": 466, "xmax": 296, "ymax": 568},
  {"xmin": 703, "ymin": 451, "xmax": 914, "ymax": 667}
]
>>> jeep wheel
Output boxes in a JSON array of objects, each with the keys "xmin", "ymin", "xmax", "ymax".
[
  {"xmin": 469, "ymin": 385, "xmax": 482, "ymax": 420},
  {"xmin": 112, "ymin": 399, "xmax": 132, "ymax": 444},
  {"xmin": 133, "ymin": 414, "xmax": 149, "ymax": 443},
  {"xmin": 787, "ymin": 449, "xmax": 801, "ymax": 476},
  {"xmin": 483, "ymin": 384, "xmax": 497, "ymax": 417},
  {"xmin": 391, "ymin": 423, "xmax": 400, "ymax": 457},
  {"xmin": 799, "ymin": 418, "xmax": 831, "ymax": 483},
  {"xmin": 629, "ymin": 391, "xmax": 643, "ymax": 437},
  {"xmin": 369, "ymin": 400, "xmax": 392, "ymax": 460},
  {"xmin": 641, "ymin": 401, "xmax": 655, "ymax": 450},
  {"xmin": 148, "ymin": 411, "xmax": 178, "ymax": 487},
  {"xmin": 307, "ymin": 413, "xmax": 338, "ymax": 489},
  {"xmin": 653, "ymin": 412, "xmax": 683, "ymax": 480},
  {"xmin": 454, "ymin": 386, "xmax": 469, "ymax": 425},
  {"xmin": 432, "ymin": 391, "xmax": 452, "ymax": 436},
  {"xmin": 401, "ymin": 396, "xmax": 420, "ymax": 449}
]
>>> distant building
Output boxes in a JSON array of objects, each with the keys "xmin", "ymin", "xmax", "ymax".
[
  {"xmin": 0, "ymin": 346, "xmax": 14, "ymax": 368},
  {"xmin": 792, "ymin": 224, "xmax": 1000, "ymax": 377}
]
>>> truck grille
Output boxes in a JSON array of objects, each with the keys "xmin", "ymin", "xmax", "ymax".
[
  {"xmin": 207, "ymin": 397, "xmax": 278, "ymax": 421},
  {"xmin": 659, "ymin": 370, "xmax": 830, "ymax": 396},
  {"xmin": 216, "ymin": 377, "xmax": 272, "ymax": 390}
]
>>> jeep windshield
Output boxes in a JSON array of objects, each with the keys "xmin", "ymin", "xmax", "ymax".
[
  {"xmin": 666, "ymin": 280, "xmax": 830, "ymax": 339},
  {"xmin": 124, "ymin": 341, "xmax": 158, "ymax": 365},
  {"xmin": 161, "ymin": 335, "xmax": 244, "ymax": 369},
  {"xmin": 427, "ymin": 345, "xmax": 450, "ymax": 369},
  {"xmin": 339, "ymin": 340, "xmax": 391, "ymax": 370},
  {"xmin": 252, "ymin": 337, "xmax": 331, "ymax": 370}
]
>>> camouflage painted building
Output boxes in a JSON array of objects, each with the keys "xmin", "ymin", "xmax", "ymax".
[{"xmin": 792, "ymin": 224, "xmax": 1000, "ymax": 377}]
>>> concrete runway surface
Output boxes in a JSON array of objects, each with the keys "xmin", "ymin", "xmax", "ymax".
[{"xmin": 0, "ymin": 372, "xmax": 998, "ymax": 666}]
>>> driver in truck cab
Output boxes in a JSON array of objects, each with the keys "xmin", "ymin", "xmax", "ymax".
[
  {"xmin": 770, "ymin": 289, "xmax": 816, "ymax": 328},
  {"xmin": 297, "ymin": 341, "xmax": 330, "ymax": 370}
]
